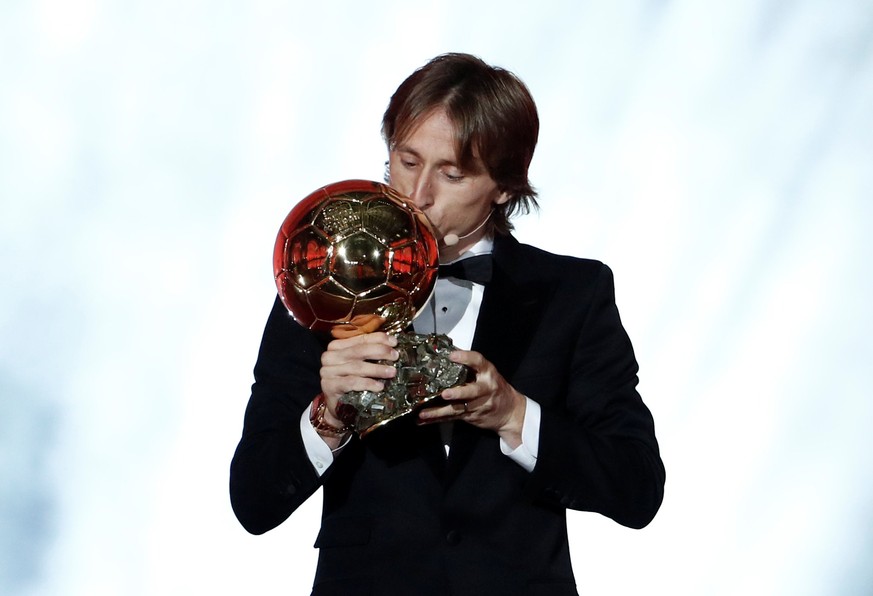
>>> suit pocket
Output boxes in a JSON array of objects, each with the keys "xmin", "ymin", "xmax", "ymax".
[{"xmin": 314, "ymin": 515, "xmax": 372, "ymax": 548}]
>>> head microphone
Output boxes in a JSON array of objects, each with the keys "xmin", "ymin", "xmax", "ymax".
[{"xmin": 442, "ymin": 211, "xmax": 492, "ymax": 247}]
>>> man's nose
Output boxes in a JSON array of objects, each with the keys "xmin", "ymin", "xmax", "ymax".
[{"xmin": 407, "ymin": 171, "xmax": 433, "ymax": 209}]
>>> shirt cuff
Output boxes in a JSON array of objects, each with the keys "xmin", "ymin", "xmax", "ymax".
[
  {"xmin": 499, "ymin": 397, "xmax": 540, "ymax": 472},
  {"xmin": 300, "ymin": 406, "xmax": 335, "ymax": 477}
]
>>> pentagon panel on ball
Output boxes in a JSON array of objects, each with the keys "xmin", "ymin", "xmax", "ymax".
[{"xmin": 273, "ymin": 180, "xmax": 439, "ymax": 334}]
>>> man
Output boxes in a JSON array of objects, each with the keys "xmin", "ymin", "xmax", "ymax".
[{"xmin": 230, "ymin": 53, "xmax": 665, "ymax": 596}]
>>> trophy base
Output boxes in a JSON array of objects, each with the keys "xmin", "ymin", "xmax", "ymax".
[{"xmin": 336, "ymin": 333, "xmax": 470, "ymax": 437}]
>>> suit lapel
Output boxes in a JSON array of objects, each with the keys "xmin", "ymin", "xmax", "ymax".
[
  {"xmin": 445, "ymin": 235, "xmax": 550, "ymax": 482},
  {"xmin": 471, "ymin": 235, "xmax": 545, "ymax": 376}
]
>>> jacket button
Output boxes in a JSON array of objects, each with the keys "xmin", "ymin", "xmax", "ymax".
[{"xmin": 446, "ymin": 530, "xmax": 462, "ymax": 545}]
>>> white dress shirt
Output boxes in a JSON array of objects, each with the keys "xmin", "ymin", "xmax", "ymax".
[{"xmin": 301, "ymin": 236, "xmax": 541, "ymax": 475}]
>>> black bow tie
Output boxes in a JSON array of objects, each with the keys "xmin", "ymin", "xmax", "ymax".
[{"xmin": 438, "ymin": 254, "xmax": 493, "ymax": 284}]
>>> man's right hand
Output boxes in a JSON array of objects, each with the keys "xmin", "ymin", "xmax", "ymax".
[{"xmin": 319, "ymin": 329, "xmax": 399, "ymax": 426}]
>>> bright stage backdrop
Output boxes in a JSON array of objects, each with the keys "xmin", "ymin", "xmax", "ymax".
[{"xmin": 2, "ymin": 1, "xmax": 872, "ymax": 594}]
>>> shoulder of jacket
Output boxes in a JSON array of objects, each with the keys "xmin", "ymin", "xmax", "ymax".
[{"xmin": 496, "ymin": 234, "xmax": 606, "ymax": 274}]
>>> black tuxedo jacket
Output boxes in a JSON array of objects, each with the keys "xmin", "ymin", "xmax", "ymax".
[{"xmin": 230, "ymin": 234, "xmax": 665, "ymax": 596}]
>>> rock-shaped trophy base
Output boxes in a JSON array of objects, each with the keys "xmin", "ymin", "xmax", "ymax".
[{"xmin": 336, "ymin": 333, "xmax": 470, "ymax": 437}]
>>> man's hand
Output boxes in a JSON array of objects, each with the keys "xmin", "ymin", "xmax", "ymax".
[
  {"xmin": 417, "ymin": 349, "xmax": 527, "ymax": 449},
  {"xmin": 319, "ymin": 329, "xmax": 398, "ymax": 428}
]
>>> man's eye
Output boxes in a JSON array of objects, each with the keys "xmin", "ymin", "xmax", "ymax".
[
  {"xmin": 445, "ymin": 172, "xmax": 465, "ymax": 182},
  {"xmin": 402, "ymin": 160, "xmax": 417, "ymax": 168}
]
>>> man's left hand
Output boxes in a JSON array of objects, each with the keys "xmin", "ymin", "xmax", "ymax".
[{"xmin": 417, "ymin": 349, "xmax": 526, "ymax": 449}]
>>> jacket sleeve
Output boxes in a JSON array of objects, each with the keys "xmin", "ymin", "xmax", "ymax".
[
  {"xmin": 229, "ymin": 296, "xmax": 326, "ymax": 534},
  {"xmin": 526, "ymin": 264, "xmax": 665, "ymax": 529}
]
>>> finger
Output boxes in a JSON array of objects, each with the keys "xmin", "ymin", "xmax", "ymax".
[
  {"xmin": 448, "ymin": 349, "xmax": 484, "ymax": 368},
  {"xmin": 327, "ymin": 331, "xmax": 397, "ymax": 351},
  {"xmin": 322, "ymin": 359, "xmax": 397, "ymax": 380},
  {"xmin": 323, "ymin": 374, "xmax": 389, "ymax": 396},
  {"xmin": 330, "ymin": 315, "xmax": 387, "ymax": 339},
  {"xmin": 321, "ymin": 358, "xmax": 398, "ymax": 396},
  {"xmin": 322, "ymin": 341, "xmax": 399, "ymax": 367},
  {"xmin": 417, "ymin": 401, "xmax": 466, "ymax": 423},
  {"xmin": 440, "ymin": 382, "xmax": 480, "ymax": 402}
]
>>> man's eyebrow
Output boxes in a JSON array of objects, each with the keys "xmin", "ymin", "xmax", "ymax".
[
  {"xmin": 393, "ymin": 144, "xmax": 420, "ymax": 157},
  {"xmin": 393, "ymin": 144, "xmax": 462, "ymax": 168}
]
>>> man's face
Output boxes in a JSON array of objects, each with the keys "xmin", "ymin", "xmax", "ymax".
[{"xmin": 388, "ymin": 108, "xmax": 508, "ymax": 260}]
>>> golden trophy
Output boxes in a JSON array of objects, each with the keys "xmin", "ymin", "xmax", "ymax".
[{"xmin": 273, "ymin": 180, "xmax": 469, "ymax": 436}]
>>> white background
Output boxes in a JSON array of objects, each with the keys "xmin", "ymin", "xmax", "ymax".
[{"xmin": 1, "ymin": 1, "xmax": 871, "ymax": 594}]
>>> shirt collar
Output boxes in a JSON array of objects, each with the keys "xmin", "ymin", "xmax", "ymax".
[{"xmin": 441, "ymin": 236, "xmax": 494, "ymax": 265}]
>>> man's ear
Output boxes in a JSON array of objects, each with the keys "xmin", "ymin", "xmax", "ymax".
[{"xmin": 493, "ymin": 190, "xmax": 510, "ymax": 206}]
